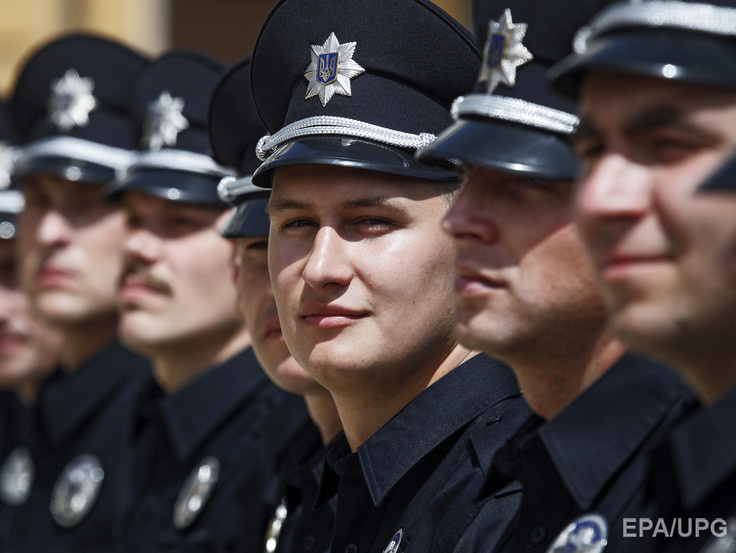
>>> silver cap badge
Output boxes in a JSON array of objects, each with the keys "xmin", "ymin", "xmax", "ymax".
[
  {"xmin": 0, "ymin": 446, "xmax": 34, "ymax": 506},
  {"xmin": 479, "ymin": 9, "xmax": 533, "ymax": 94},
  {"xmin": 304, "ymin": 32, "xmax": 366, "ymax": 107},
  {"xmin": 48, "ymin": 69, "xmax": 98, "ymax": 132},
  {"xmin": 142, "ymin": 91, "xmax": 190, "ymax": 151},
  {"xmin": 173, "ymin": 456, "xmax": 220, "ymax": 529},
  {"xmin": 548, "ymin": 513, "xmax": 608, "ymax": 553},
  {"xmin": 50, "ymin": 454, "xmax": 105, "ymax": 527}
]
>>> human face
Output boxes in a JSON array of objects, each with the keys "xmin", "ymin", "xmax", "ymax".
[
  {"xmin": 119, "ymin": 193, "xmax": 244, "ymax": 353},
  {"xmin": 268, "ymin": 165, "xmax": 459, "ymax": 393},
  {"xmin": 0, "ymin": 239, "xmax": 60, "ymax": 397},
  {"xmin": 574, "ymin": 71, "xmax": 736, "ymax": 372},
  {"xmin": 443, "ymin": 166, "xmax": 607, "ymax": 359},
  {"xmin": 237, "ymin": 234, "xmax": 323, "ymax": 396},
  {"xmin": 18, "ymin": 174, "xmax": 126, "ymax": 326}
]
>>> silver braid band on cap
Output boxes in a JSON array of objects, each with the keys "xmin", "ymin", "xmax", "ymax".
[
  {"xmin": 217, "ymin": 174, "xmax": 263, "ymax": 204},
  {"xmin": 452, "ymin": 95, "xmax": 579, "ymax": 135},
  {"xmin": 574, "ymin": 1, "xmax": 736, "ymax": 54},
  {"xmin": 256, "ymin": 116, "xmax": 437, "ymax": 161}
]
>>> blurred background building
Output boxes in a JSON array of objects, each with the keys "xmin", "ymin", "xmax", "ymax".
[{"xmin": 0, "ymin": 0, "xmax": 472, "ymax": 96}]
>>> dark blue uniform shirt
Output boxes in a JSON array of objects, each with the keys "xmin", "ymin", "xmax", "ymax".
[
  {"xmin": 0, "ymin": 392, "xmax": 31, "ymax": 539},
  {"xmin": 487, "ymin": 354, "xmax": 697, "ymax": 553},
  {"xmin": 119, "ymin": 347, "xmax": 301, "ymax": 553},
  {"xmin": 3, "ymin": 340, "xmax": 150, "ymax": 552},
  {"xmin": 640, "ymin": 386, "xmax": 736, "ymax": 553},
  {"xmin": 315, "ymin": 354, "xmax": 529, "ymax": 553}
]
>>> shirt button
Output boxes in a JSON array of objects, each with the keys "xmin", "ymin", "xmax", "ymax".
[
  {"xmin": 344, "ymin": 543, "xmax": 359, "ymax": 553},
  {"xmin": 303, "ymin": 535, "xmax": 316, "ymax": 551},
  {"xmin": 530, "ymin": 526, "xmax": 547, "ymax": 544}
]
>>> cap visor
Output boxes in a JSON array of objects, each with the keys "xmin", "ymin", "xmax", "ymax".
[{"xmin": 221, "ymin": 198, "xmax": 270, "ymax": 238}]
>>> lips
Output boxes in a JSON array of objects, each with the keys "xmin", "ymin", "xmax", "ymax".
[
  {"xmin": 261, "ymin": 315, "xmax": 284, "ymax": 341},
  {"xmin": 453, "ymin": 262, "xmax": 507, "ymax": 296},
  {"xmin": 599, "ymin": 253, "xmax": 673, "ymax": 280},
  {"xmin": 0, "ymin": 332, "xmax": 27, "ymax": 355},
  {"xmin": 36, "ymin": 264, "xmax": 74, "ymax": 288},
  {"xmin": 299, "ymin": 303, "xmax": 368, "ymax": 329}
]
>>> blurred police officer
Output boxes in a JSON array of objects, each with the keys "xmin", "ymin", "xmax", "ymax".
[
  {"xmin": 113, "ymin": 50, "xmax": 303, "ymax": 553},
  {"xmin": 211, "ymin": 56, "xmax": 341, "ymax": 553},
  {"xmin": 4, "ymin": 34, "xmax": 151, "ymax": 552},
  {"xmin": 417, "ymin": 2, "xmax": 696, "ymax": 552},
  {"xmin": 249, "ymin": 1, "xmax": 531, "ymax": 552},
  {"xmin": 550, "ymin": 1, "xmax": 736, "ymax": 551},
  {"xmin": 0, "ymin": 100, "xmax": 62, "ymax": 539}
]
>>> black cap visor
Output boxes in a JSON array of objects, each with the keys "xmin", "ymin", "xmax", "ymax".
[
  {"xmin": 221, "ymin": 197, "xmax": 270, "ymax": 238},
  {"xmin": 14, "ymin": 156, "xmax": 117, "ymax": 186},
  {"xmin": 699, "ymin": 153, "xmax": 736, "ymax": 193},
  {"xmin": 550, "ymin": 29, "xmax": 736, "ymax": 98},
  {"xmin": 252, "ymin": 136, "xmax": 460, "ymax": 187},
  {"xmin": 109, "ymin": 168, "xmax": 225, "ymax": 207},
  {"xmin": 418, "ymin": 117, "xmax": 578, "ymax": 181}
]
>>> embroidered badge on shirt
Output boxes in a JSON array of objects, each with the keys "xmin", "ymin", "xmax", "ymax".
[
  {"xmin": 50, "ymin": 454, "xmax": 105, "ymax": 527},
  {"xmin": 304, "ymin": 32, "xmax": 365, "ymax": 107},
  {"xmin": 548, "ymin": 513, "xmax": 608, "ymax": 553},
  {"xmin": 701, "ymin": 517, "xmax": 736, "ymax": 553},
  {"xmin": 173, "ymin": 456, "xmax": 220, "ymax": 529},
  {"xmin": 0, "ymin": 446, "xmax": 34, "ymax": 506},
  {"xmin": 383, "ymin": 529, "xmax": 404, "ymax": 553},
  {"xmin": 142, "ymin": 91, "xmax": 190, "ymax": 150},
  {"xmin": 479, "ymin": 9, "xmax": 533, "ymax": 94},
  {"xmin": 48, "ymin": 69, "xmax": 98, "ymax": 132}
]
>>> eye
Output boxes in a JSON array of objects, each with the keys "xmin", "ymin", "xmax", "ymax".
[
  {"xmin": 354, "ymin": 217, "xmax": 394, "ymax": 233},
  {"xmin": 246, "ymin": 239, "xmax": 268, "ymax": 251},
  {"xmin": 281, "ymin": 218, "xmax": 317, "ymax": 230}
]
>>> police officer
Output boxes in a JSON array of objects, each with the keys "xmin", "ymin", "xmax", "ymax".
[
  {"xmin": 5, "ymin": 34, "xmax": 151, "ymax": 552},
  {"xmin": 112, "ymin": 50, "xmax": 305, "ymax": 553},
  {"xmin": 549, "ymin": 1, "xmax": 736, "ymax": 551},
  {"xmin": 0, "ymin": 100, "xmax": 62, "ymax": 539},
  {"xmin": 249, "ymin": 1, "xmax": 531, "ymax": 552},
  {"xmin": 210, "ymin": 55, "xmax": 341, "ymax": 553},
  {"xmin": 417, "ymin": 1, "xmax": 697, "ymax": 552}
]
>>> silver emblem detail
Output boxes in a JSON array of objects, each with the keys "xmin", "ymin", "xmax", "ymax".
[
  {"xmin": 479, "ymin": 9, "xmax": 533, "ymax": 94},
  {"xmin": 701, "ymin": 517, "xmax": 736, "ymax": 553},
  {"xmin": 48, "ymin": 69, "xmax": 98, "ymax": 132},
  {"xmin": 264, "ymin": 497, "xmax": 289, "ymax": 553},
  {"xmin": 304, "ymin": 32, "xmax": 366, "ymax": 107},
  {"xmin": 50, "ymin": 454, "xmax": 105, "ymax": 527},
  {"xmin": 0, "ymin": 141, "xmax": 16, "ymax": 190},
  {"xmin": 383, "ymin": 529, "xmax": 403, "ymax": 553},
  {"xmin": 173, "ymin": 456, "xmax": 220, "ymax": 529},
  {"xmin": 548, "ymin": 513, "xmax": 608, "ymax": 553},
  {"xmin": 0, "ymin": 446, "xmax": 34, "ymax": 506},
  {"xmin": 142, "ymin": 91, "xmax": 190, "ymax": 151}
]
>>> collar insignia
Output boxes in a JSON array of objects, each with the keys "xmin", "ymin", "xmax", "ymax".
[
  {"xmin": 173, "ymin": 456, "xmax": 220, "ymax": 529},
  {"xmin": 48, "ymin": 69, "xmax": 98, "ymax": 132},
  {"xmin": 548, "ymin": 513, "xmax": 608, "ymax": 553},
  {"xmin": 305, "ymin": 32, "xmax": 365, "ymax": 107},
  {"xmin": 50, "ymin": 454, "xmax": 105, "ymax": 527},
  {"xmin": 479, "ymin": 9, "xmax": 533, "ymax": 93},
  {"xmin": 143, "ymin": 91, "xmax": 190, "ymax": 150},
  {"xmin": 0, "ymin": 446, "xmax": 34, "ymax": 506},
  {"xmin": 383, "ymin": 529, "xmax": 403, "ymax": 553}
]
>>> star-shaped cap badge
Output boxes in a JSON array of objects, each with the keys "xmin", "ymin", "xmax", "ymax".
[
  {"xmin": 304, "ymin": 32, "xmax": 365, "ymax": 107},
  {"xmin": 48, "ymin": 69, "xmax": 98, "ymax": 132},
  {"xmin": 142, "ymin": 91, "xmax": 190, "ymax": 150},
  {"xmin": 479, "ymin": 9, "xmax": 533, "ymax": 94}
]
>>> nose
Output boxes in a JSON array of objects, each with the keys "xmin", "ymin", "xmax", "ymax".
[
  {"xmin": 123, "ymin": 227, "xmax": 161, "ymax": 265},
  {"xmin": 575, "ymin": 153, "xmax": 652, "ymax": 233},
  {"xmin": 302, "ymin": 226, "xmax": 353, "ymax": 292},
  {"xmin": 35, "ymin": 210, "xmax": 72, "ymax": 249},
  {"xmin": 442, "ymin": 180, "xmax": 499, "ymax": 244}
]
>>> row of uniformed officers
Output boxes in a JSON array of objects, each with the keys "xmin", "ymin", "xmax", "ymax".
[{"xmin": 0, "ymin": 0, "xmax": 735, "ymax": 552}]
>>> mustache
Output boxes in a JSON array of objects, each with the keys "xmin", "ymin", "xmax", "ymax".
[{"xmin": 120, "ymin": 266, "xmax": 172, "ymax": 295}]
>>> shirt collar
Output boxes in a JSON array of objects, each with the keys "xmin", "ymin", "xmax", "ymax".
[
  {"xmin": 522, "ymin": 354, "xmax": 694, "ymax": 509},
  {"xmin": 155, "ymin": 347, "xmax": 269, "ymax": 461},
  {"xmin": 39, "ymin": 341, "xmax": 148, "ymax": 446},
  {"xmin": 667, "ymin": 385, "xmax": 736, "ymax": 509}
]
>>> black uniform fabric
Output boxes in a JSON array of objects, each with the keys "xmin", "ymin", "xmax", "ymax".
[
  {"xmin": 315, "ymin": 354, "xmax": 529, "ymax": 553},
  {"xmin": 262, "ymin": 414, "xmax": 335, "ymax": 553},
  {"xmin": 2, "ymin": 340, "xmax": 150, "ymax": 552},
  {"xmin": 635, "ymin": 386, "xmax": 736, "ymax": 553},
  {"xmin": 0, "ymin": 392, "xmax": 31, "ymax": 538},
  {"xmin": 486, "ymin": 354, "xmax": 697, "ymax": 553},
  {"xmin": 119, "ymin": 347, "xmax": 299, "ymax": 553}
]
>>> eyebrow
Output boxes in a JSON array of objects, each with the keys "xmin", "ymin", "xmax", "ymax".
[{"xmin": 268, "ymin": 194, "xmax": 406, "ymax": 215}]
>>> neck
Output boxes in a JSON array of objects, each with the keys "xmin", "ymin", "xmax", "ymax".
[
  {"xmin": 57, "ymin": 314, "xmax": 118, "ymax": 372},
  {"xmin": 151, "ymin": 327, "xmax": 251, "ymax": 394},
  {"xmin": 334, "ymin": 344, "xmax": 477, "ymax": 451},
  {"xmin": 304, "ymin": 389, "xmax": 342, "ymax": 445},
  {"xmin": 511, "ymin": 336, "xmax": 626, "ymax": 420}
]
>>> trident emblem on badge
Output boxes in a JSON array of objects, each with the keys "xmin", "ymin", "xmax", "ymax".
[{"xmin": 318, "ymin": 53, "xmax": 339, "ymax": 85}]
